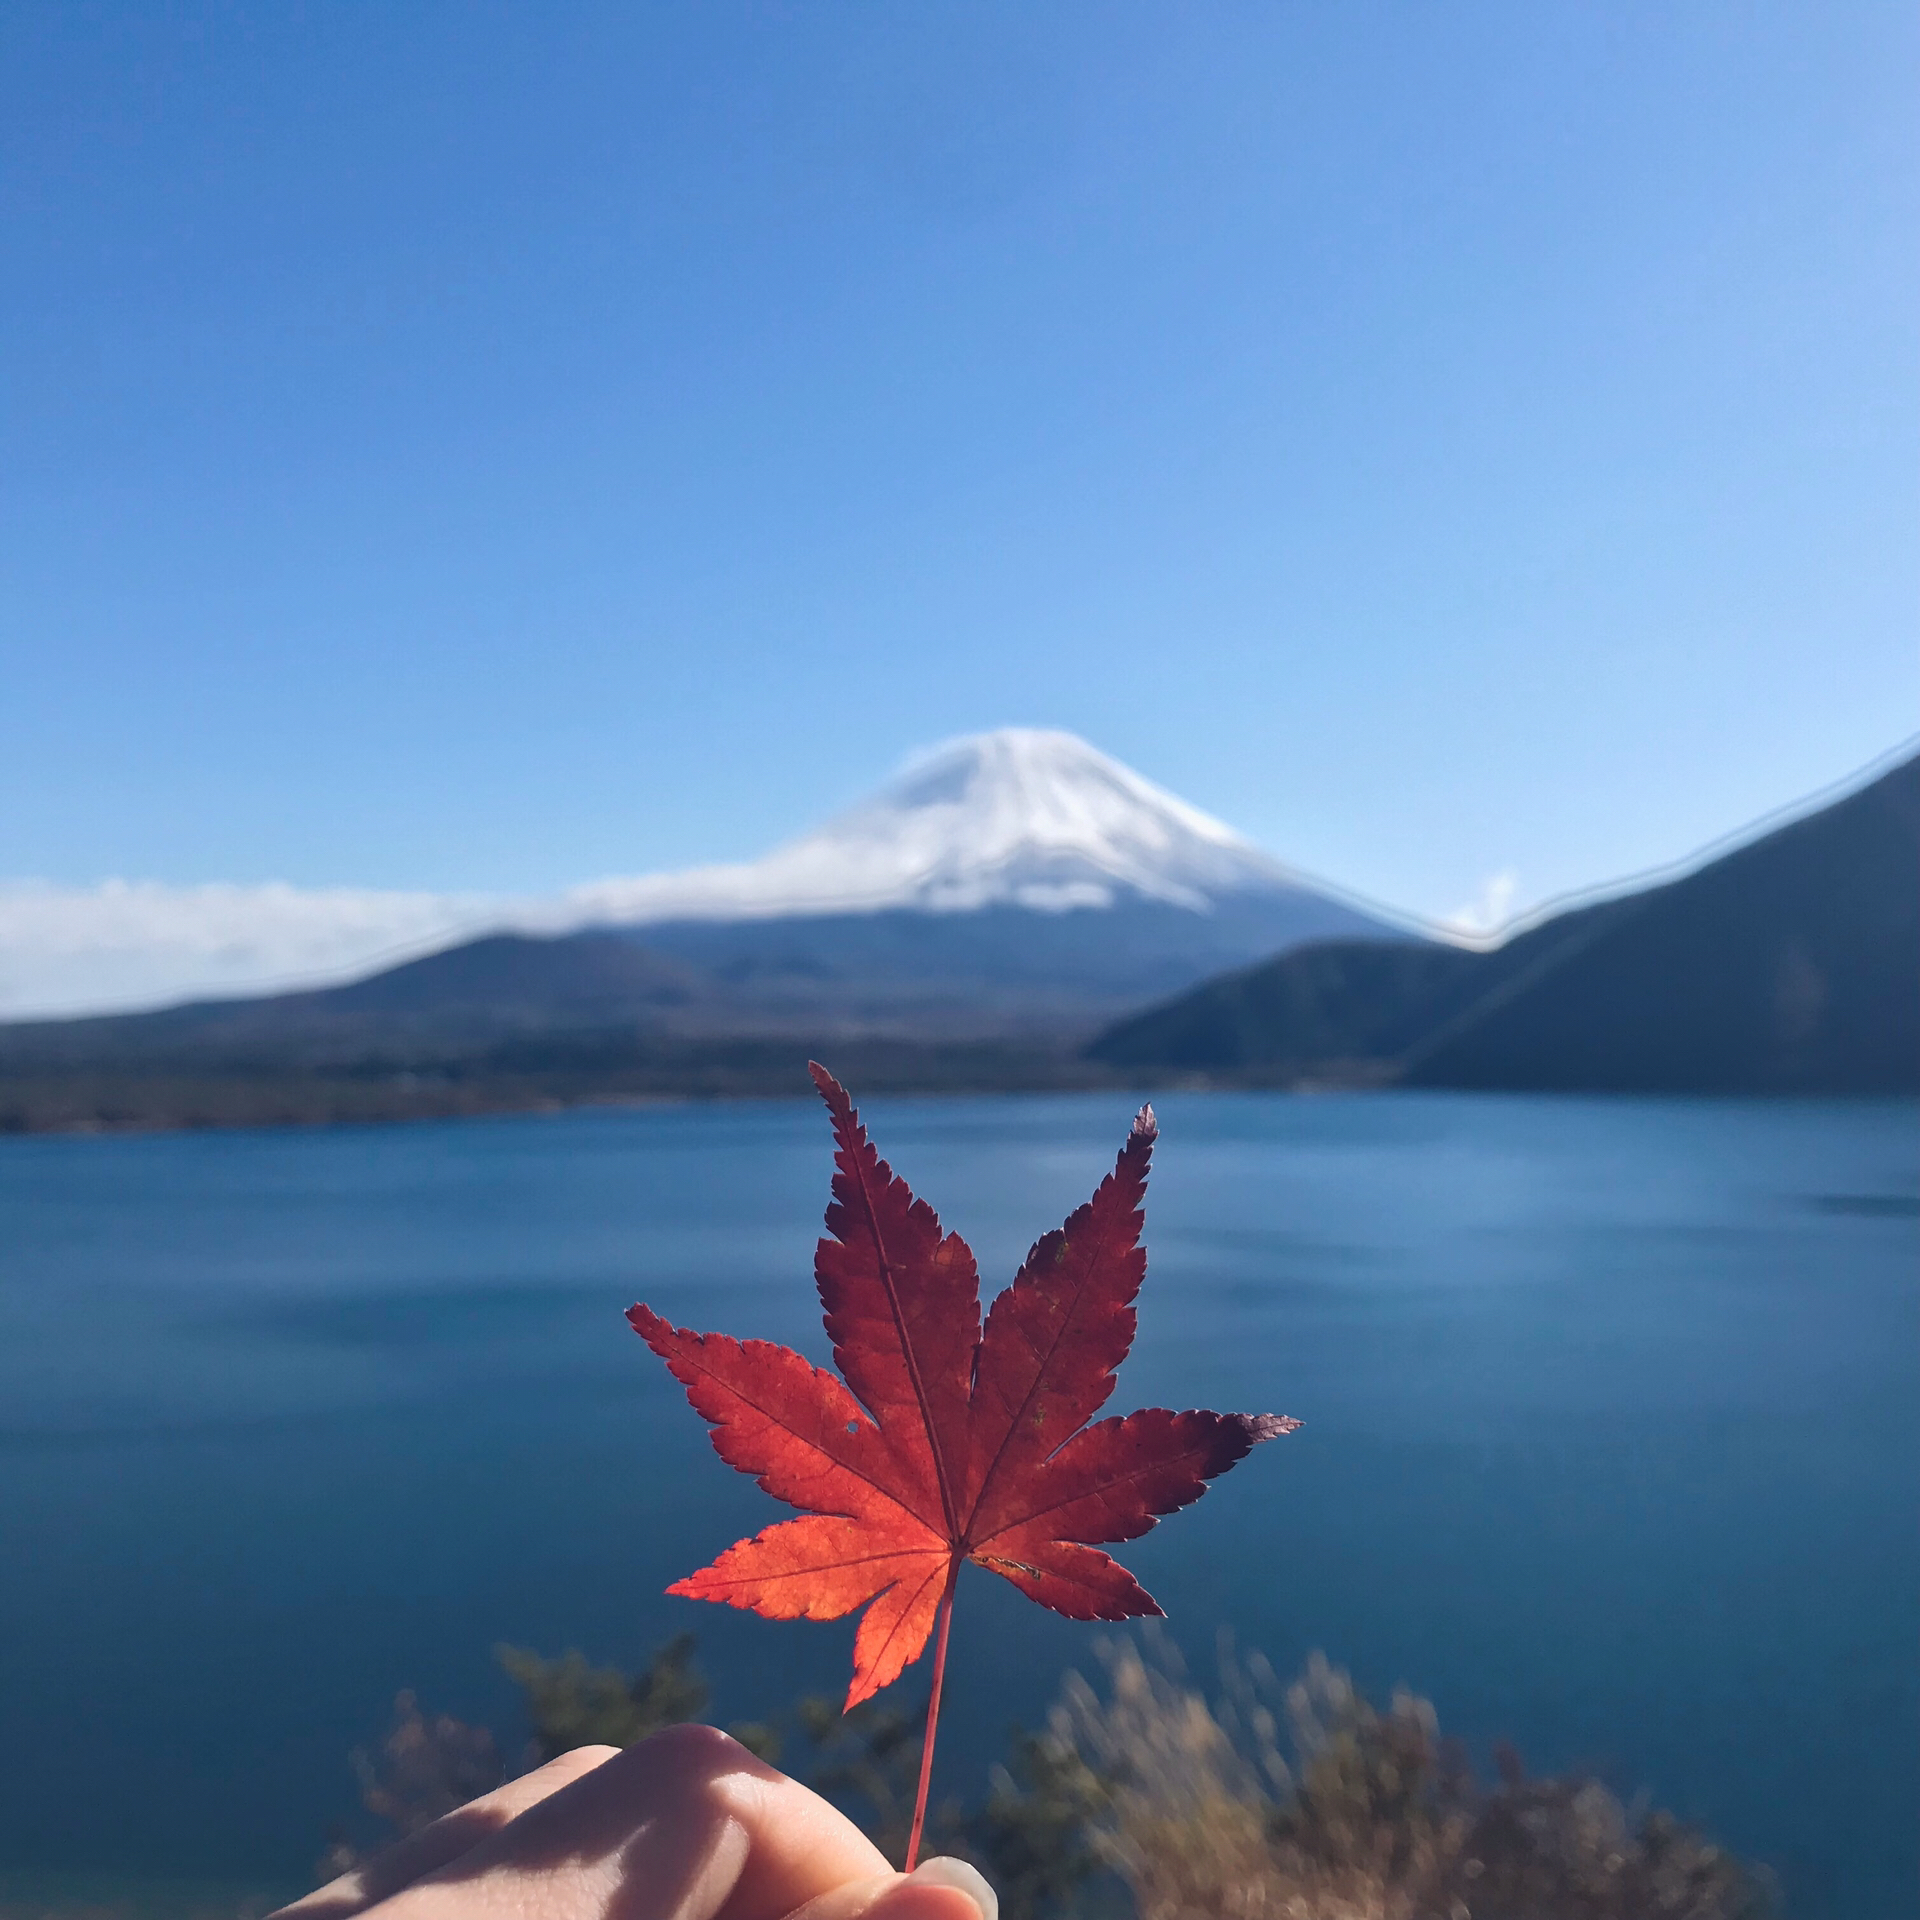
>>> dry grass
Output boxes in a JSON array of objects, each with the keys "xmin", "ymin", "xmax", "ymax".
[{"xmin": 1043, "ymin": 1633, "xmax": 1771, "ymax": 1920}]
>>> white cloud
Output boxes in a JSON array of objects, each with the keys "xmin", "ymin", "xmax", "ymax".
[
  {"xmin": 1441, "ymin": 868, "xmax": 1521, "ymax": 944},
  {"xmin": 0, "ymin": 880, "xmax": 503, "ymax": 1020}
]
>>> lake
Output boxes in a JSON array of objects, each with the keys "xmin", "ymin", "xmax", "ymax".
[{"xmin": 0, "ymin": 1092, "xmax": 1914, "ymax": 1916}]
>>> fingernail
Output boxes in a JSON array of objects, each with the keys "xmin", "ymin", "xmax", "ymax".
[{"xmin": 908, "ymin": 1857, "xmax": 997, "ymax": 1920}]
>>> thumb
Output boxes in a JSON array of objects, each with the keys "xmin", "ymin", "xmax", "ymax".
[{"xmin": 781, "ymin": 1860, "xmax": 996, "ymax": 1920}]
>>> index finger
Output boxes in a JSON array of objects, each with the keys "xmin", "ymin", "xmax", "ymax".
[
  {"xmin": 367, "ymin": 1723, "xmax": 894, "ymax": 1920},
  {"xmin": 272, "ymin": 1744, "xmax": 620, "ymax": 1918}
]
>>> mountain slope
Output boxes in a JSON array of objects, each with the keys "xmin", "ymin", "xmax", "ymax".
[{"xmin": 1090, "ymin": 750, "xmax": 1920, "ymax": 1094}]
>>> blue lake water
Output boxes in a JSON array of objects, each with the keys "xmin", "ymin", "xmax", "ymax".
[{"xmin": 0, "ymin": 1092, "xmax": 1914, "ymax": 1916}]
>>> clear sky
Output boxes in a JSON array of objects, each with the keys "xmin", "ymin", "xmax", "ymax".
[{"xmin": 5, "ymin": 1, "xmax": 1916, "ymax": 929}]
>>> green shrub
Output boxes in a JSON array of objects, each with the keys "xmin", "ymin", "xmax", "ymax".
[{"xmin": 495, "ymin": 1634, "xmax": 708, "ymax": 1763}]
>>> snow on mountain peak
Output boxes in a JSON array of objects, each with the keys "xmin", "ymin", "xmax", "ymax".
[
  {"xmin": 0, "ymin": 731, "xmax": 1321, "ymax": 1018},
  {"xmin": 566, "ymin": 729, "xmax": 1298, "ymax": 924}
]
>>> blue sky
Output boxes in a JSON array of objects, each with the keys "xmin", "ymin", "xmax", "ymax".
[{"xmin": 4, "ymin": 1, "xmax": 1915, "ymax": 926}]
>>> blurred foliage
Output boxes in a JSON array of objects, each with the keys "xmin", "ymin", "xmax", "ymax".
[
  {"xmin": 793, "ymin": 1690, "xmax": 991, "ymax": 1873},
  {"xmin": 1052, "ymin": 1632, "xmax": 1776, "ymax": 1920},
  {"xmin": 352, "ymin": 1690, "xmax": 505, "ymax": 1836},
  {"xmin": 497, "ymin": 1635, "xmax": 709, "ymax": 1763},
  {"xmin": 315, "ymin": 1630, "xmax": 1776, "ymax": 1920},
  {"xmin": 783, "ymin": 1687, "xmax": 1109, "ymax": 1900},
  {"xmin": 793, "ymin": 1690, "xmax": 935, "ymax": 1866},
  {"xmin": 310, "ymin": 1688, "xmax": 507, "ymax": 1883},
  {"xmin": 974, "ymin": 1726, "xmax": 1114, "ymax": 1919}
]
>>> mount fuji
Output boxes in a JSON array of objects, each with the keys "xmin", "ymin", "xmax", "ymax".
[
  {"xmin": 0, "ymin": 731, "xmax": 1414, "ymax": 1125},
  {"xmin": 513, "ymin": 727, "xmax": 1407, "ymax": 1030},
  {"xmin": 559, "ymin": 728, "xmax": 1334, "ymax": 923}
]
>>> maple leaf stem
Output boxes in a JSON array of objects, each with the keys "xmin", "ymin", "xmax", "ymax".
[{"xmin": 903, "ymin": 1558, "xmax": 961, "ymax": 1873}]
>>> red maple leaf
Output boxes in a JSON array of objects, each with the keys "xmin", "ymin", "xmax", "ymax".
[{"xmin": 629, "ymin": 1064, "xmax": 1299, "ymax": 1865}]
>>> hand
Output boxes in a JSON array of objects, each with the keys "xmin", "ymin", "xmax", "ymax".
[{"xmin": 271, "ymin": 1723, "xmax": 996, "ymax": 1920}]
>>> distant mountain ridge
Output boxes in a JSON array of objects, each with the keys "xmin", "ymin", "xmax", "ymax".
[
  {"xmin": 12, "ymin": 734, "xmax": 1904, "ymax": 1129},
  {"xmin": 0, "ymin": 733, "xmax": 1404, "ymax": 1126},
  {"xmin": 1090, "ymin": 748, "xmax": 1920, "ymax": 1095},
  {"xmin": 0, "ymin": 729, "xmax": 1385, "ymax": 1020},
  {"xmin": 29, "ymin": 729, "xmax": 1396, "ymax": 1043}
]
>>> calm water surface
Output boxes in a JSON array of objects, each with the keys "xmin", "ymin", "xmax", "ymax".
[{"xmin": 0, "ymin": 1093, "xmax": 1914, "ymax": 1915}]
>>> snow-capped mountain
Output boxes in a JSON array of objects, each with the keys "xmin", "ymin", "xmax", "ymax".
[
  {"xmin": 561, "ymin": 729, "xmax": 1306, "ymax": 924},
  {"xmin": 490, "ymin": 728, "xmax": 1407, "ymax": 1033},
  {"xmin": 0, "ymin": 730, "xmax": 1399, "ymax": 1022}
]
